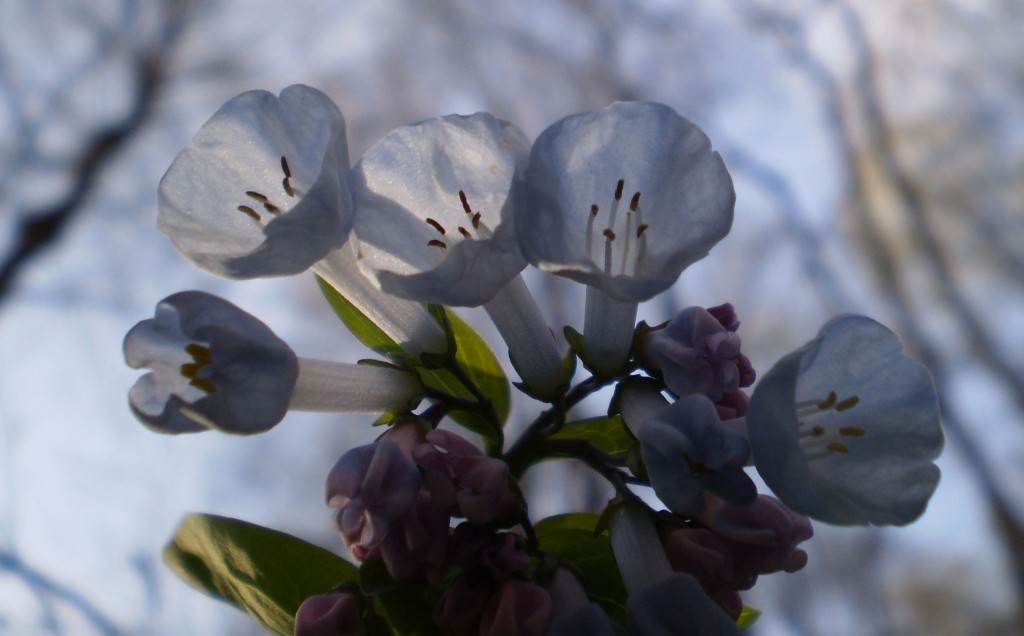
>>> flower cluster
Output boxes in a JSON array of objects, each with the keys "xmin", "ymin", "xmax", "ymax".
[{"xmin": 126, "ymin": 86, "xmax": 944, "ymax": 635}]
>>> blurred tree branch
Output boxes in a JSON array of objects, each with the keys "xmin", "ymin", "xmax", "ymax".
[
  {"xmin": 0, "ymin": 0, "xmax": 193, "ymax": 301},
  {"xmin": 743, "ymin": 0, "xmax": 1024, "ymax": 616}
]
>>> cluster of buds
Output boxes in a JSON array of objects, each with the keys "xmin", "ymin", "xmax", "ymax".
[{"xmin": 125, "ymin": 86, "xmax": 944, "ymax": 635}]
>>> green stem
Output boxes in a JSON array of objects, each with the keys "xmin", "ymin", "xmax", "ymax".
[
  {"xmin": 503, "ymin": 374, "xmax": 616, "ymax": 474},
  {"xmin": 442, "ymin": 356, "xmax": 504, "ymax": 454}
]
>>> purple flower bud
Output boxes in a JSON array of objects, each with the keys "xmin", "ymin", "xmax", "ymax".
[
  {"xmin": 433, "ymin": 573, "xmax": 494, "ymax": 635},
  {"xmin": 706, "ymin": 495, "xmax": 813, "ymax": 575},
  {"xmin": 379, "ymin": 491, "xmax": 451, "ymax": 585},
  {"xmin": 326, "ymin": 441, "xmax": 422, "ymax": 560},
  {"xmin": 413, "ymin": 430, "xmax": 518, "ymax": 524},
  {"xmin": 663, "ymin": 527, "xmax": 756, "ymax": 617},
  {"xmin": 706, "ymin": 303, "xmax": 740, "ymax": 332},
  {"xmin": 638, "ymin": 394, "xmax": 757, "ymax": 516},
  {"xmin": 478, "ymin": 579, "xmax": 552, "ymax": 636},
  {"xmin": 293, "ymin": 591, "xmax": 364, "ymax": 636},
  {"xmin": 714, "ymin": 390, "xmax": 749, "ymax": 420},
  {"xmin": 638, "ymin": 305, "xmax": 755, "ymax": 401},
  {"xmin": 450, "ymin": 524, "xmax": 530, "ymax": 582}
]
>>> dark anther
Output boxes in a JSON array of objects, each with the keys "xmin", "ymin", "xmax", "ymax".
[
  {"xmin": 636, "ymin": 224, "xmax": 649, "ymax": 238},
  {"xmin": 836, "ymin": 396, "xmax": 860, "ymax": 412},
  {"xmin": 590, "ymin": 203, "xmax": 599, "ymax": 216},
  {"xmin": 283, "ymin": 177, "xmax": 295, "ymax": 197},
  {"xmin": 428, "ymin": 239, "xmax": 447, "ymax": 249},
  {"xmin": 458, "ymin": 226, "xmax": 471, "ymax": 238},
  {"xmin": 603, "ymin": 228, "xmax": 616, "ymax": 241},
  {"xmin": 614, "ymin": 179, "xmax": 625, "ymax": 200},
  {"xmin": 459, "ymin": 190, "xmax": 473, "ymax": 215},
  {"xmin": 472, "ymin": 212, "xmax": 481, "ymax": 229},
  {"xmin": 630, "ymin": 192, "xmax": 641, "ymax": 211},
  {"xmin": 426, "ymin": 218, "xmax": 446, "ymax": 234},
  {"xmin": 263, "ymin": 202, "xmax": 281, "ymax": 214},
  {"xmin": 280, "ymin": 156, "xmax": 292, "ymax": 178},
  {"xmin": 245, "ymin": 191, "xmax": 269, "ymax": 202},
  {"xmin": 237, "ymin": 205, "xmax": 260, "ymax": 221}
]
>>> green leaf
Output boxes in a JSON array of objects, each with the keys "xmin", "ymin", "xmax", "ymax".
[
  {"xmin": 359, "ymin": 559, "xmax": 442, "ymax": 635},
  {"xmin": 164, "ymin": 513, "xmax": 359, "ymax": 636},
  {"xmin": 419, "ymin": 309, "xmax": 510, "ymax": 441},
  {"xmin": 317, "ymin": 276, "xmax": 404, "ymax": 356},
  {"xmin": 534, "ymin": 513, "xmax": 627, "ymax": 625},
  {"xmin": 550, "ymin": 415, "xmax": 633, "ymax": 457},
  {"xmin": 738, "ymin": 605, "xmax": 762, "ymax": 629}
]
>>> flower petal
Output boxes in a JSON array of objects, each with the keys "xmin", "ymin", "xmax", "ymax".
[{"xmin": 158, "ymin": 85, "xmax": 351, "ymax": 278}]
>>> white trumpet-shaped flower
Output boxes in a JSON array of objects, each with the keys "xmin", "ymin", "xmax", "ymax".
[
  {"xmin": 349, "ymin": 112, "xmax": 529, "ymax": 307},
  {"xmin": 517, "ymin": 102, "xmax": 734, "ymax": 301},
  {"xmin": 124, "ymin": 292, "xmax": 421, "ymax": 434},
  {"xmin": 517, "ymin": 102, "xmax": 734, "ymax": 375},
  {"xmin": 747, "ymin": 315, "xmax": 944, "ymax": 526},
  {"xmin": 158, "ymin": 85, "xmax": 351, "ymax": 278},
  {"xmin": 349, "ymin": 113, "xmax": 567, "ymax": 394}
]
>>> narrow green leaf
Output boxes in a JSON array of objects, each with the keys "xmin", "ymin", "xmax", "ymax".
[
  {"xmin": 317, "ymin": 276, "xmax": 404, "ymax": 356},
  {"xmin": 550, "ymin": 415, "xmax": 633, "ymax": 457},
  {"xmin": 534, "ymin": 513, "xmax": 627, "ymax": 625},
  {"xmin": 164, "ymin": 513, "xmax": 359, "ymax": 636},
  {"xmin": 419, "ymin": 309, "xmax": 510, "ymax": 441},
  {"xmin": 359, "ymin": 560, "xmax": 442, "ymax": 635}
]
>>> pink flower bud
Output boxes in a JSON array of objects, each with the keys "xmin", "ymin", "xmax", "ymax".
[
  {"xmin": 379, "ymin": 491, "xmax": 451, "ymax": 585},
  {"xmin": 706, "ymin": 303, "xmax": 740, "ymax": 332},
  {"xmin": 450, "ymin": 524, "xmax": 529, "ymax": 582},
  {"xmin": 638, "ymin": 306, "xmax": 755, "ymax": 401},
  {"xmin": 326, "ymin": 441, "xmax": 422, "ymax": 560},
  {"xmin": 433, "ymin": 574, "xmax": 494, "ymax": 636},
  {"xmin": 478, "ymin": 579, "xmax": 553, "ymax": 636},
  {"xmin": 413, "ymin": 430, "xmax": 519, "ymax": 524},
  {"xmin": 294, "ymin": 591, "xmax": 364, "ymax": 636},
  {"xmin": 707, "ymin": 495, "xmax": 813, "ymax": 574}
]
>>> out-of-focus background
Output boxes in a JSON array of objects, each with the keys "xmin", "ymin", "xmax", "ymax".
[{"xmin": 0, "ymin": 0, "xmax": 1021, "ymax": 633}]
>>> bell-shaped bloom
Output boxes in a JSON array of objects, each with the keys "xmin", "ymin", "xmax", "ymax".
[
  {"xmin": 747, "ymin": 315, "xmax": 944, "ymax": 525},
  {"xmin": 478, "ymin": 579, "xmax": 553, "ymax": 636},
  {"xmin": 294, "ymin": 591, "xmax": 365, "ymax": 636},
  {"xmin": 626, "ymin": 573, "xmax": 741, "ymax": 636},
  {"xmin": 349, "ymin": 113, "xmax": 529, "ymax": 307},
  {"xmin": 638, "ymin": 305, "xmax": 755, "ymax": 401},
  {"xmin": 125, "ymin": 292, "xmax": 422, "ymax": 434},
  {"xmin": 158, "ymin": 85, "xmax": 351, "ymax": 278},
  {"xmin": 412, "ymin": 430, "xmax": 519, "ymax": 525},
  {"xmin": 637, "ymin": 394, "xmax": 757, "ymax": 516},
  {"xmin": 326, "ymin": 441, "xmax": 423, "ymax": 560},
  {"xmin": 517, "ymin": 102, "xmax": 734, "ymax": 303},
  {"xmin": 124, "ymin": 291, "xmax": 298, "ymax": 433}
]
